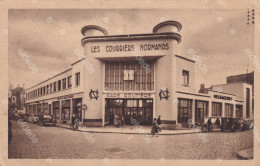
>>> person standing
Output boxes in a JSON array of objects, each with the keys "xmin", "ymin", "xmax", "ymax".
[
  {"xmin": 207, "ymin": 118, "xmax": 212, "ymax": 132},
  {"xmin": 151, "ymin": 118, "xmax": 159, "ymax": 137},
  {"xmin": 157, "ymin": 115, "xmax": 162, "ymax": 132},
  {"xmin": 215, "ymin": 118, "xmax": 220, "ymax": 129},
  {"xmin": 71, "ymin": 114, "xmax": 76, "ymax": 131}
]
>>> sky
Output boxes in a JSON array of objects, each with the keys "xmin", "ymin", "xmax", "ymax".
[{"xmin": 8, "ymin": 9, "xmax": 255, "ymax": 90}]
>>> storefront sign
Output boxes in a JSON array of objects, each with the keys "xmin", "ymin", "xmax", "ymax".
[
  {"xmin": 91, "ymin": 43, "xmax": 169, "ymax": 53},
  {"xmin": 214, "ymin": 94, "xmax": 232, "ymax": 101},
  {"xmin": 105, "ymin": 93, "xmax": 152, "ymax": 98},
  {"xmin": 57, "ymin": 95, "xmax": 73, "ymax": 100}
]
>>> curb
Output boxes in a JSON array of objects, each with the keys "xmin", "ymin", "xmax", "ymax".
[{"xmin": 55, "ymin": 124, "xmax": 218, "ymax": 135}]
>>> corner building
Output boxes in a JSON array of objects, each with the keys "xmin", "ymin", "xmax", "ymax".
[{"xmin": 24, "ymin": 21, "xmax": 253, "ymax": 129}]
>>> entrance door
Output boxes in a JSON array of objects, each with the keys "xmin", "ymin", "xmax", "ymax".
[
  {"xmin": 195, "ymin": 100, "xmax": 208, "ymax": 125},
  {"xmin": 105, "ymin": 99, "xmax": 153, "ymax": 125}
]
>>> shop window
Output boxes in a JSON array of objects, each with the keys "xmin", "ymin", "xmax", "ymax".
[
  {"xmin": 178, "ymin": 99, "xmax": 192, "ymax": 127},
  {"xmin": 58, "ymin": 80, "xmax": 61, "ymax": 91},
  {"xmin": 236, "ymin": 105, "xmax": 243, "ymax": 118},
  {"xmin": 62, "ymin": 78, "xmax": 66, "ymax": 90},
  {"xmin": 225, "ymin": 104, "xmax": 233, "ymax": 117},
  {"xmin": 61, "ymin": 100, "xmax": 71, "ymax": 120},
  {"xmin": 182, "ymin": 70, "xmax": 189, "ymax": 86},
  {"xmin": 68, "ymin": 76, "xmax": 72, "ymax": 88},
  {"xmin": 212, "ymin": 102, "xmax": 222, "ymax": 117},
  {"xmin": 76, "ymin": 72, "xmax": 80, "ymax": 86},
  {"xmin": 53, "ymin": 101, "xmax": 60, "ymax": 119}
]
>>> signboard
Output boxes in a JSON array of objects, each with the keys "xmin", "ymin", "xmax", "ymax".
[
  {"xmin": 214, "ymin": 94, "xmax": 232, "ymax": 101},
  {"xmin": 82, "ymin": 104, "xmax": 88, "ymax": 110},
  {"xmin": 86, "ymin": 39, "xmax": 172, "ymax": 58},
  {"xmin": 105, "ymin": 93, "xmax": 153, "ymax": 98},
  {"xmin": 57, "ymin": 95, "xmax": 73, "ymax": 100}
]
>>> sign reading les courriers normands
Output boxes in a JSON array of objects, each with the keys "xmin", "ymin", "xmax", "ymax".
[{"xmin": 90, "ymin": 43, "xmax": 170, "ymax": 53}]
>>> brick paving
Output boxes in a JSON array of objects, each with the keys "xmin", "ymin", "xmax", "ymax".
[{"xmin": 8, "ymin": 120, "xmax": 253, "ymax": 159}]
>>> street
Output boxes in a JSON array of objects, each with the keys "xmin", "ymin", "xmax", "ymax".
[{"xmin": 8, "ymin": 120, "xmax": 253, "ymax": 159}]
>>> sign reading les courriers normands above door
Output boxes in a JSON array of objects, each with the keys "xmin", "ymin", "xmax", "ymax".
[{"xmin": 86, "ymin": 40, "xmax": 173, "ymax": 58}]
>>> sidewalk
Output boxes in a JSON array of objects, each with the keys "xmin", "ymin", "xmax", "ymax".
[
  {"xmin": 237, "ymin": 148, "xmax": 253, "ymax": 160},
  {"xmin": 56, "ymin": 123, "xmax": 220, "ymax": 135}
]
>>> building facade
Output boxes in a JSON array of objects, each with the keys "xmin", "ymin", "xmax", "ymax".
[{"xmin": 24, "ymin": 20, "xmax": 253, "ymax": 129}]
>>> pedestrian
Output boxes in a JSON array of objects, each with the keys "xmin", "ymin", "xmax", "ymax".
[
  {"xmin": 71, "ymin": 113, "xmax": 76, "ymax": 130},
  {"xmin": 157, "ymin": 115, "xmax": 162, "ymax": 132},
  {"xmin": 207, "ymin": 118, "xmax": 212, "ymax": 132},
  {"xmin": 215, "ymin": 118, "xmax": 220, "ymax": 129},
  {"xmin": 130, "ymin": 113, "xmax": 137, "ymax": 129},
  {"xmin": 121, "ymin": 115, "xmax": 125, "ymax": 126},
  {"xmin": 151, "ymin": 118, "xmax": 159, "ymax": 137},
  {"xmin": 114, "ymin": 114, "xmax": 119, "ymax": 127}
]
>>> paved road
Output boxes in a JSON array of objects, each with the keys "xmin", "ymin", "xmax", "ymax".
[{"xmin": 8, "ymin": 120, "xmax": 253, "ymax": 159}]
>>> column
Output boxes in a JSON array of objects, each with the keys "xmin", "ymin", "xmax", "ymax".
[
  {"xmin": 70, "ymin": 99, "xmax": 73, "ymax": 124},
  {"xmin": 233, "ymin": 104, "xmax": 236, "ymax": 117},
  {"xmin": 192, "ymin": 99, "xmax": 195, "ymax": 125},
  {"xmin": 222, "ymin": 103, "xmax": 225, "ymax": 117}
]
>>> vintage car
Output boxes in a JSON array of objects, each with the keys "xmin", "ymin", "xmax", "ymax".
[
  {"xmin": 18, "ymin": 113, "xmax": 29, "ymax": 122},
  {"xmin": 37, "ymin": 115, "xmax": 57, "ymax": 126},
  {"xmin": 220, "ymin": 117, "xmax": 242, "ymax": 132},
  {"xmin": 28, "ymin": 114, "xmax": 40, "ymax": 124}
]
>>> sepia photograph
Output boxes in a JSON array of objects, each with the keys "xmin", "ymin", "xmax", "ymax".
[{"xmin": 6, "ymin": 7, "xmax": 256, "ymax": 161}]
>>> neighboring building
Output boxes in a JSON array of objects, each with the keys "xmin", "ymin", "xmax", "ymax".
[
  {"xmin": 24, "ymin": 21, "xmax": 254, "ymax": 129},
  {"xmin": 8, "ymin": 85, "xmax": 25, "ymax": 114},
  {"xmin": 227, "ymin": 71, "xmax": 254, "ymax": 84}
]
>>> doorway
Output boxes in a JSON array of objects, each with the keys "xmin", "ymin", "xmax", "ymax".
[
  {"xmin": 195, "ymin": 100, "xmax": 208, "ymax": 125},
  {"xmin": 105, "ymin": 99, "xmax": 153, "ymax": 125}
]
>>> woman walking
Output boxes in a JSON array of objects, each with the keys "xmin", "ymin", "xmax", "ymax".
[{"xmin": 151, "ymin": 118, "xmax": 159, "ymax": 137}]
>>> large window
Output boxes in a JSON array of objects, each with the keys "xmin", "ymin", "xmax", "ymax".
[
  {"xmin": 104, "ymin": 61, "xmax": 154, "ymax": 91},
  {"xmin": 46, "ymin": 85, "xmax": 49, "ymax": 94},
  {"xmin": 50, "ymin": 84, "xmax": 52, "ymax": 93},
  {"xmin": 61, "ymin": 100, "xmax": 71, "ymax": 120},
  {"xmin": 178, "ymin": 99, "xmax": 192, "ymax": 127},
  {"xmin": 236, "ymin": 105, "xmax": 243, "ymax": 118},
  {"xmin": 53, "ymin": 101, "xmax": 60, "ymax": 119},
  {"xmin": 76, "ymin": 72, "xmax": 80, "ymax": 86},
  {"xmin": 212, "ymin": 102, "xmax": 222, "ymax": 117},
  {"xmin": 43, "ymin": 86, "xmax": 45, "ymax": 95},
  {"xmin": 53, "ymin": 82, "xmax": 56, "ymax": 92},
  {"xmin": 68, "ymin": 76, "xmax": 72, "ymax": 88},
  {"xmin": 225, "ymin": 104, "xmax": 233, "ymax": 117},
  {"xmin": 62, "ymin": 78, "xmax": 66, "ymax": 90},
  {"xmin": 182, "ymin": 70, "xmax": 189, "ymax": 86},
  {"xmin": 58, "ymin": 80, "xmax": 61, "ymax": 91},
  {"xmin": 246, "ymin": 88, "xmax": 250, "ymax": 118}
]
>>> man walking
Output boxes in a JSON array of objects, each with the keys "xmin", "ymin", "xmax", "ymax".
[{"xmin": 157, "ymin": 115, "xmax": 162, "ymax": 132}]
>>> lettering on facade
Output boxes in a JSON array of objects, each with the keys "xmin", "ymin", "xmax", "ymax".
[
  {"xmin": 57, "ymin": 95, "xmax": 73, "ymax": 100},
  {"xmin": 90, "ymin": 43, "xmax": 169, "ymax": 53},
  {"xmin": 106, "ymin": 93, "xmax": 152, "ymax": 98},
  {"xmin": 214, "ymin": 94, "xmax": 232, "ymax": 101}
]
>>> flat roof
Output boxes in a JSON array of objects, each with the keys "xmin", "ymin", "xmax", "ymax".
[
  {"xmin": 175, "ymin": 55, "xmax": 195, "ymax": 63},
  {"xmin": 81, "ymin": 32, "xmax": 182, "ymax": 46},
  {"xmin": 25, "ymin": 68, "xmax": 72, "ymax": 92}
]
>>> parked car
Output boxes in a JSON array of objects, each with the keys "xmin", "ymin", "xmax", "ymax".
[
  {"xmin": 18, "ymin": 113, "xmax": 29, "ymax": 122},
  {"xmin": 37, "ymin": 115, "xmax": 57, "ymax": 126},
  {"xmin": 221, "ymin": 117, "xmax": 242, "ymax": 132},
  {"xmin": 28, "ymin": 114, "xmax": 40, "ymax": 124}
]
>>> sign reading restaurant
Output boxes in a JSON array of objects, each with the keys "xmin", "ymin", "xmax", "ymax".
[{"xmin": 213, "ymin": 94, "xmax": 233, "ymax": 101}]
